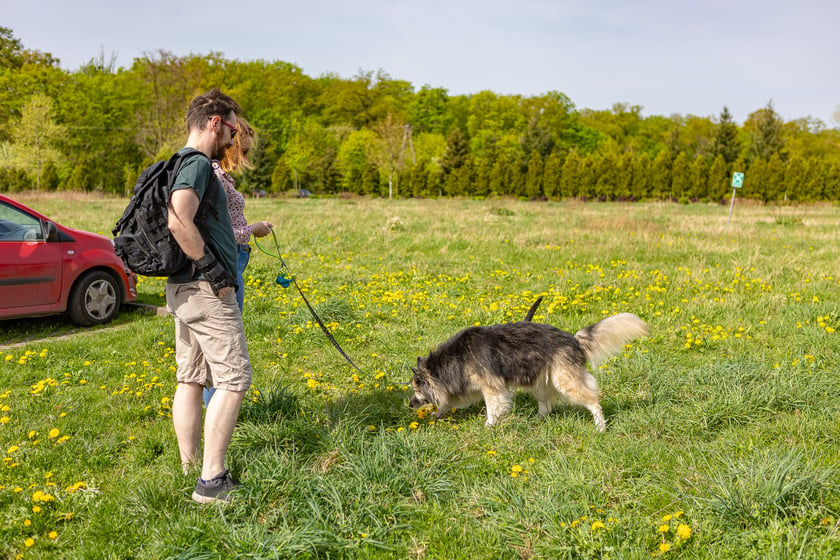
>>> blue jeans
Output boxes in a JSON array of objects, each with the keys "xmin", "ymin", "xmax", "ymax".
[
  {"xmin": 204, "ymin": 244, "xmax": 251, "ymax": 407},
  {"xmin": 235, "ymin": 245, "xmax": 250, "ymax": 314}
]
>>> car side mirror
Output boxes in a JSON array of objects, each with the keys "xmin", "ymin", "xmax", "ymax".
[{"xmin": 44, "ymin": 221, "xmax": 58, "ymax": 241}]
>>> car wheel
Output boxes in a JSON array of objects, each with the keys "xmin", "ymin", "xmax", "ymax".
[{"xmin": 68, "ymin": 270, "xmax": 122, "ymax": 326}]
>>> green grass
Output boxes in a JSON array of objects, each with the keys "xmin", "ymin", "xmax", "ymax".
[{"xmin": 2, "ymin": 194, "xmax": 840, "ymax": 559}]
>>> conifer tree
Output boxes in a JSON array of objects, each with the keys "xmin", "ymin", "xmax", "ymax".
[
  {"xmin": 708, "ymin": 155, "xmax": 729, "ymax": 202},
  {"xmin": 542, "ymin": 152, "xmax": 563, "ymax": 199},
  {"xmin": 670, "ymin": 152, "xmax": 690, "ymax": 201},
  {"xmin": 766, "ymin": 152, "xmax": 786, "ymax": 201},
  {"xmin": 559, "ymin": 150, "xmax": 579, "ymax": 198},
  {"xmin": 747, "ymin": 158, "xmax": 769, "ymax": 202},
  {"xmin": 650, "ymin": 150, "xmax": 672, "ymax": 200},
  {"xmin": 688, "ymin": 155, "xmax": 708, "ymax": 200},
  {"xmin": 746, "ymin": 101, "xmax": 784, "ymax": 163},
  {"xmin": 784, "ymin": 155, "xmax": 808, "ymax": 202},
  {"xmin": 524, "ymin": 151, "xmax": 543, "ymax": 198},
  {"xmin": 632, "ymin": 152, "xmax": 651, "ymax": 199},
  {"xmin": 712, "ymin": 106, "xmax": 740, "ymax": 164}
]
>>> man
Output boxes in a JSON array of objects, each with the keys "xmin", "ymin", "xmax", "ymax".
[{"xmin": 166, "ymin": 88, "xmax": 249, "ymax": 504}]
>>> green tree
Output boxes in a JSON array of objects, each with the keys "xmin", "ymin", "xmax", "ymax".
[
  {"xmin": 687, "ymin": 155, "xmax": 708, "ymax": 200},
  {"xmin": 712, "ymin": 106, "xmax": 740, "ymax": 164},
  {"xmin": 336, "ymin": 129, "xmax": 377, "ymax": 193},
  {"xmin": 595, "ymin": 152, "xmax": 620, "ymax": 199},
  {"xmin": 40, "ymin": 159, "xmax": 60, "ymax": 191},
  {"xmin": 542, "ymin": 151, "xmax": 563, "ymax": 200},
  {"xmin": 616, "ymin": 152, "xmax": 634, "ymax": 199},
  {"xmin": 0, "ymin": 26, "xmax": 24, "ymax": 69},
  {"xmin": 766, "ymin": 152, "xmax": 786, "ymax": 201},
  {"xmin": 559, "ymin": 150, "xmax": 580, "ymax": 198},
  {"xmin": 745, "ymin": 101, "xmax": 785, "ymax": 163},
  {"xmin": 747, "ymin": 158, "xmax": 769, "ymax": 202},
  {"xmin": 650, "ymin": 150, "xmax": 672, "ymax": 200},
  {"xmin": 64, "ymin": 154, "xmax": 94, "ymax": 191},
  {"xmin": 670, "ymin": 152, "xmax": 690, "ymax": 200},
  {"xmin": 632, "ymin": 152, "xmax": 651, "ymax": 199},
  {"xmin": 440, "ymin": 129, "xmax": 469, "ymax": 175},
  {"xmin": 11, "ymin": 92, "xmax": 65, "ymax": 189},
  {"xmin": 407, "ymin": 85, "xmax": 451, "ymax": 134},
  {"xmin": 784, "ymin": 155, "xmax": 808, "ymax": 202},
  {"xmin": 371, "ymin": 113, "xmax": 410, "ymax": 198},
  {"xmin": 707, "ymin": 155, "xmax": 729, "ymax": 202},
  {"xmin": 524, "ymin": 150, "xmax": 543, "ymax": 198}
]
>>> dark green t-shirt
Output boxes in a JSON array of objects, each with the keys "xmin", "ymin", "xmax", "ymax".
[{"xmin": 167, "ymin": 148, "xmax": 237, "ymax": 284}]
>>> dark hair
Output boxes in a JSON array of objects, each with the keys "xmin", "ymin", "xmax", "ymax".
[{"xmin": 186, "ymin": 88, "xmax": 242, "ymax": 132}]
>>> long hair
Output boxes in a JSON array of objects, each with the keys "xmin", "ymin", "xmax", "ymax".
[{"xmin": 219, "ymin": 117, "xmax": 257, "ymax": 174}]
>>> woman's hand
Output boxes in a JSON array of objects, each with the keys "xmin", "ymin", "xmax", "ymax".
[{"xmin": 251, "ymin": 221, "xmax": 274, "ymax": 237}]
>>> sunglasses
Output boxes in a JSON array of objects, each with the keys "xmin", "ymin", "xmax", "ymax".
[{"xmin": 218, "ymin": 118, "xmax": 238, "ymax": 138}]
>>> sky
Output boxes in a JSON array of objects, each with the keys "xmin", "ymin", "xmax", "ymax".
[{"xmin": 6, "ymin": 0, "xmax": 839, "ymax": 126}]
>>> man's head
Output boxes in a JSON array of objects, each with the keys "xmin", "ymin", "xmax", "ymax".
[{"xmin": 186, "ymin": 89, "xmax": 242, "ymax": 160}]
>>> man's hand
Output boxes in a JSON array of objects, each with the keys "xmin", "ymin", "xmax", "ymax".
[{"xmin": 194, "ymin": 248, "xmax": 236, "ymax": 296}]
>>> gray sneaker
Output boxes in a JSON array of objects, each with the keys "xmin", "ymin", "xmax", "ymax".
[{"xmin": 192, "ymin": 470, "xmax": 238, "ymax": 504}]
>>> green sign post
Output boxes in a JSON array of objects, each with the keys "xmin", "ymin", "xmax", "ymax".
[{"xmin": 728, "ymin": 172, "xmax": 744, "ymax": 227}]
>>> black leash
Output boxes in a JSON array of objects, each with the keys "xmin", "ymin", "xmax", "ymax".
[
  {"xmin": 254, "ymin": 230, "xmax": 363, "ymax": 373},
  {"xmin": 254, "ymin": 228, "xmax": 544, "ymax": 376}
]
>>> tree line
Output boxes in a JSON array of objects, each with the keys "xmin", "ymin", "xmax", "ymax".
[{"xmin": 1, "ymin": 27, "xmax": 839, "ymax": 202}]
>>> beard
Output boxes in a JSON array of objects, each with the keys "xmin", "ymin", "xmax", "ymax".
[{"xmin": 211, "ymin": 137, "xmax": 231, "ymax": 161}]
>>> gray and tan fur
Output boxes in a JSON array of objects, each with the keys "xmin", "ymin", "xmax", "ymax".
[{"xmin": 409, "ymin": 313, "xmax": 649, "ymax": 431}]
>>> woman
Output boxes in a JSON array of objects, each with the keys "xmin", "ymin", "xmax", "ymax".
[
  {"xmin": 204, "ymin": 118, "xmax": 272, "ymax": 406},
  {"xmin": 213, "ymin": 118, "xmax": 273, "ymax": 313}
]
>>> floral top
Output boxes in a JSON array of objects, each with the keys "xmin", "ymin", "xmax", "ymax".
[{"xmin": 212, "ymin": 161, "xmax": 251, "ymax": 245}]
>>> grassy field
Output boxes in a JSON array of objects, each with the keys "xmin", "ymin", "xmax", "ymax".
[{"xmin": 1, "ymin": 194, "xmax": 840, "ymax": 559}]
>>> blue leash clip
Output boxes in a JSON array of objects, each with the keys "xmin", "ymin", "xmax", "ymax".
[{"xmin": 276, "ymin": 273, "xmax": 293, "ymax": 288}]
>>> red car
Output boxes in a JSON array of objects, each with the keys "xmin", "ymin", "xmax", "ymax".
[{"xmin": 0, "ymin": 195, "xmax": 137, "ymax": 326}]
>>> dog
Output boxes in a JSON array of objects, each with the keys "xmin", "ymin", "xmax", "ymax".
[{"xmin": 409, "ymin": 313, "xmax": 649, "ymax": 431}]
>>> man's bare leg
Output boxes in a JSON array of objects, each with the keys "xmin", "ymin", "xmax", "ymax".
[
  {"xmin": 201, "ymin": 388, "xmax": 246, "ymax": 480},
  {"xmin": 172, "ymin": 382, "xmax": 203, "ymax": 474}
]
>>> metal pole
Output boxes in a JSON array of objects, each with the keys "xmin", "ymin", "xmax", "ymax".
[{"xmin": 727, "ymin": 187, "xmax": 737, "ymax": 227}]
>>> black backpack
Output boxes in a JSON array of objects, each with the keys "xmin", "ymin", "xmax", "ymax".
[{"xmin": 112, "ymin": 148, "xmax": 219, "ymax": 277}]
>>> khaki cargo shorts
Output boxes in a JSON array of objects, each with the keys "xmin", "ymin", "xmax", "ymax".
[{"xmin": 165, "ymin": 281, "xmax": 252, "ymax": 392}]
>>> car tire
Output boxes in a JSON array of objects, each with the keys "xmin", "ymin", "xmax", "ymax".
[{"xmin": 68, "ymin": 270, "xmax": 122, "ymax": 326}]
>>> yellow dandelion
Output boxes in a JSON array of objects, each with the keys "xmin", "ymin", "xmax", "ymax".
[
  {"xmin": 48, "ymin": 531, "xmax": 58, "ymax": 539},
  {"xmin": 7, "ymin": 445, "xmax": 19, "ymax": 453},
  {"xmin": 24, "ymin": 538, "xmax": 35, "ymax": 547},
  {"xmin": 676, "ymin": 523, "xmax": 692, "ymax": 540},
  {"xmin": 659, "ymin": 543, "xmax": 671, "ymax": 553},
  {"xmin": 47, "ymin": 428, "xmax": 60, "ymax": 439},
  {"xmin": 591, "ymin": 520, "xmax": 606, "ymax": 531},
  {"xmin": 409, "ymin": 422, "xmax": 419, "ymax": 430},
  {"xmin": 658, "ymin": 525, "xmax": 670, "ymax": 533},
  {"xmin": 511, "ymin": 465, "xmax": 524, "ymax": 473}
]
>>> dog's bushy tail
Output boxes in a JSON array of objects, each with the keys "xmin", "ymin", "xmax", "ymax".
[{"xmin": 574, "ymin": 313, "xmax": 649, "ymax": 367}]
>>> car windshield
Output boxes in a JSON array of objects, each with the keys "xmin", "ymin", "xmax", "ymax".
[{"xmin": 0, "ymin": 202, "xmax": 44, "ymax": 241}]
